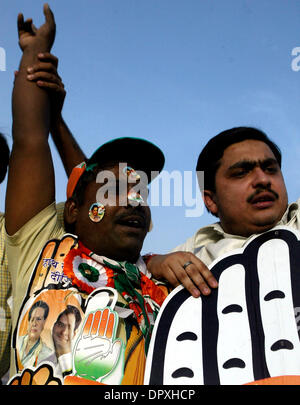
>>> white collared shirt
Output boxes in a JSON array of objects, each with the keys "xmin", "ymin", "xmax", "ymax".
[{"xmin": 172, "ymin": 199, "xmax": 300, "ymax": 266}]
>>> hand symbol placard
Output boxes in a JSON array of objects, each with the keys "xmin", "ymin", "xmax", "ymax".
[
  {"xmin": 9, "ymin": 364, "xmax": 61, "ymax": 385},
  {"xmin": 73, "ymin": 308, "xmax": 123, "ymax": 383}
]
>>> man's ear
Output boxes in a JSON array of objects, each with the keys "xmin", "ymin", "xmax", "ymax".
[
  {"xmin": 64, "ymin": 198, "xmax": 79, "ymax": 226},
  {"xmin": 203, "ymin": 189, "xmax": 218, "ymax": 216}
]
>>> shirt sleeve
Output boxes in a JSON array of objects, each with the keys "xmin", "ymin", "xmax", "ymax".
[{"xmin": 5, "ymin": 202, "xmax": 65, "ymax": 326}]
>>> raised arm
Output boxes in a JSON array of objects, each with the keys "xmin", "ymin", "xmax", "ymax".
[
  {"xmin": 26, "ymin": 52, "xmax": 86, "ymax": 176},
  {"xmin": 5, "ymin": 4, "xmax": 56, "ymax": 235},
  {"xmin": 51, "ymin": 116, "xmax": 86, "ymax": 177}
]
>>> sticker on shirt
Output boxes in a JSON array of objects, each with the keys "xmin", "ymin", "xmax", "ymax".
[
  {"xmin": 26, "ymin": 235, "xmax": 77, "ymax": 297},
  {"xmin": 144, "ymin": 226, "xmax": 300, "ymax": 385},
  {"xmin": 10, "ymin": 288, "xmax": 123, "ymax": 386},
  {"xmin": 64, "ymin": 287, "xmax": 124, "ymax": 384},
  {"xmin": 11, "ymin": 231, "xmax": 127, "ymax": 385},
  {"xmin": 65, "ymin": 307, "xmax": 125, "ymax": 385}
]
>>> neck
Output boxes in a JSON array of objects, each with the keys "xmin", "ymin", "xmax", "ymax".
[{"xmin": 79, "ymin": 240, "xmax": 140, "ymax": 263}]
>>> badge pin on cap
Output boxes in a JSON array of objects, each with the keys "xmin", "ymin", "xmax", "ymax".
[
  {"xmin": 127, "ymin": 189, "xmax": 144, "ymax": 205},
  {"xmin": 89, "ymin": 203, "xmax": 105, "ymax": 223},
  {"xmin": 123, "ymin": 166, "xmax": 141, "ymax": 181}
]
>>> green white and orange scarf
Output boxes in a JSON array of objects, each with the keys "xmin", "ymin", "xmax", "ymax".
[{"xmin": 63, "ymin": 241, "xmax": 167, "ymax": 352}]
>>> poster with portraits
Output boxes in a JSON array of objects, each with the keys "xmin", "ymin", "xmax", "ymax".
[{"xmin": 10, "ymin": 235, "xmax": 125, "ymax": 386}]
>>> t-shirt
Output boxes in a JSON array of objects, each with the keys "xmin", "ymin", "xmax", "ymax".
[
  {"xmin": 0, "ymin": 213, "xmax": 11, "ymax": 379},
  {"xmin": 0, "ymin": 204, "xmax": 65, "ymax": 383},
  {"xmin": 6, "ymin": 202, "xmax": 167, "ymax": 385}
]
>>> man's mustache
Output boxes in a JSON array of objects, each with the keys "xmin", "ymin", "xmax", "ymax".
[{"xmin": 247, "ymin": 188, "xmax": 279, "ymax": 203}]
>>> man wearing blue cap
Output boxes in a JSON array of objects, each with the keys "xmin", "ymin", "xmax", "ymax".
[{"xmin": 6, "ymin": 5, "xmax": 168, "ymax": 385}]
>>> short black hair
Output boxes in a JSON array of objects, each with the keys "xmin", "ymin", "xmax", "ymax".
[
  {"xmin": 196, "ymin": 127, "xmax": 282, "ymax": 192},
  {"xmin": 0, "ymin": 133, "xmax": 10, "ymax": 183},
  {"xmin": 28, "ymin": 300, "xmax": 49, "ymax": 321}
]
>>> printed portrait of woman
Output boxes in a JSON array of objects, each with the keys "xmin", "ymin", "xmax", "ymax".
[
  {"xmin": 16, "ymin": 290, "xmax": 84, "ymax": 375},
  {"xmin": 17, "ymin": 300, "xmax": 52, "ymax": 368}
]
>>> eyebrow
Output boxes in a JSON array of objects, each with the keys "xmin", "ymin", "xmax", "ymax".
[{"xmin": 228, "ymin": 157, "xmax": 279, "ymax": 171}]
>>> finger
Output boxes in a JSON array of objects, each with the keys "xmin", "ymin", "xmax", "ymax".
[
  {"xmin": 190, "ymin": 256, "xmax": 218, "ymax": 288},
  {"xmin": 105, "ymin": 312, "xmax": 115, "ymax": 339},
  {"xmin": 91, "ymin": 310, "xmax": 102, "ymax": 336},
  {"xmin": 82, "ymin": 312, "xmax": 93, "ymax": 336},
  {"xmin": 20, "ymin": 370, "xmax": 32, "ymax": 385},
  {"xmin": 183, "ymin": 264, "xmax": 212, "ymax": 296},
  {"xmin": 33, "ymin": 365, "xmax": 51, "ymax": 385},
  {"xmin": 17, "ymin": 15, "xmax": 34, "ymax": 36},
  {"xmin": 27, "ymin": 71, "xmax": 61, "ymax": 85},
  {"xmin": 17, "ymin": 13, "xmax": 25, "ymax": 33},
  {"xmin": 163, "ymin": 265, "xmax": 181, "ymax": 288},
  {"xmin": 43, "ymin": 3, "xmax": 56, "ymax": 29},
  {"xmin": 23, "ymin": 18, "xmax": 35, "ymax": 35},
  {"xmin": 36, "ymin": 81, "xmax": 66, "ymax": 94},
  {"xmin": 38, "ymin": 52, "xmax": 58, "ymax": 67},
  {"xmin": 28, "ymin": 61, "xmax": 58, "ymax": 74},
  {"xmin": 173, "ymin": 265, "xmax": 203, "ymax": 297},
  {"xmin": 10, "ymin": 377, "xmax": 20, "ymax": 385},
  {"xmin": 111, "ymin": 340, "xmax": 122, "ymax": 358},
  {"xmin": 178, "ymin": 258, "xmax": 218, "ymax": 296},
  {"xmin": 98, "ymin": 308, "xmax": 109, "ymax": 337},
  {"xmin": 112, "ymin": 340, "xmax": 121, "ymax": 351}
]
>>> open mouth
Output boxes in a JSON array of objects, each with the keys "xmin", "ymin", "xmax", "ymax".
[{"xmin": 117, "ymin": 215, "xmax": 146, "ymax": 229}]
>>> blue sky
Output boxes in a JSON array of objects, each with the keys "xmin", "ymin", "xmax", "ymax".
[{"xmin": 1, "ymin": 0, "xmax": 300, "ymax": 254}]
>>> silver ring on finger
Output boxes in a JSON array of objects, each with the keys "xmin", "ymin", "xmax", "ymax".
[{"xmin": 182, "ymin": 261, "xmax": 193, "ymax": 270}]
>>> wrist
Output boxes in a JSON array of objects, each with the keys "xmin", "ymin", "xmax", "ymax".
[
  {"xmin": 22, "ymin": 41, "xmax": 52, "ymax": 55},
  {"xmin": 143, "ymin": 253, "xmax": 157, "ymax": 266},
  {"xmin": 143, "ymin": 253, "xmax": 164, "ymax": 279}
]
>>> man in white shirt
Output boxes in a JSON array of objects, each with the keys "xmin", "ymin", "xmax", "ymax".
[{"xmin": 148, "ymin": 126, "xmax": 296, "ymax": 297}]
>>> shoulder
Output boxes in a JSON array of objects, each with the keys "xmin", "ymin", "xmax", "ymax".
[{"xmin": 170, "ymin": 223, "xmax": 222, "ymax": 253}]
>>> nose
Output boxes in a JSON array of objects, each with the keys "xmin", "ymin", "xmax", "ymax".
[
  {"xmin": 60, "ymin": 324, "xmax": 68, "ymax": 334},
  {"xmin": 252, "ymin": 167, "xmax": 271, "ymax": 189}
]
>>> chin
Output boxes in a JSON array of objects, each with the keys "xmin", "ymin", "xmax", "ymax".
[
  {"xmin": 249, "ymin": 219, "xmax": 280, "ymax": 236},
  {"xmin": 111, "ymin": 244, "xmax": 142, "ymax": 263}
]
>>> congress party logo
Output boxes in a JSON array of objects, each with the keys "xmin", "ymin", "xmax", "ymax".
[{"xmin": 144, "ymin": 226, "xmax": 300, "ymax": 385}]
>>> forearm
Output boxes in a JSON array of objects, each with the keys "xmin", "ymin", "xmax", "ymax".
[
  {"xmin": 7, "ymin": 47, "xmax": 54, "ymax": 235},
  {"xmin": 6, "ymin": 5, "xmax": 56, "ymax": 235},
  {"xmin": 12, "ymin": 45, "xmax": 51, "ymax": 144},
  {"xmin": 50, "ymin": 116, "xmax": 86, "ymax": 176}
]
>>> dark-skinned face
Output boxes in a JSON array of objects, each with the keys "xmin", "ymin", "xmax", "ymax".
[{"xmin": 65, "ymin": 164, "xmax": 151, "ymax": 262}]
